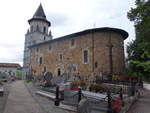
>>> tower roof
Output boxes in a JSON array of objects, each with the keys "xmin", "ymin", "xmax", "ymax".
[
  {"xmin": 33, "ymin": 3, "xmax": 46, "ymax": 19},
  {"xmin": 28, "ymin": 4, "xmax": 51, "ymax": 26}
]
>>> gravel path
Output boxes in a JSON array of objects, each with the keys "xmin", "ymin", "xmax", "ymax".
[{"xmin": 4, "ymin": 80, "xmax": 46, "ymax": 113}]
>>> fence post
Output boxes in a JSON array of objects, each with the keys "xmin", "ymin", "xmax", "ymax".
[
  {"xmin": 139, "ymin": 78, "xmax": 143, "ymax": 88},
  {"xmin": 107, "ymin": 90, "xmax": 112, "ymax": 113},
  {"xmin": 120, "ymin": 88, "xmax": 124, "ymax": 107},
  {"xmin": 120, "ymin": 88, "xmax": 123, "ymax": 100},
  {"xmin": 78, "ymin": 87, "xmax": 82, "ymax": 103},
  {"xmin": 54, "ymin": 86, "xmax": 60, "ymax": 106},
  {"xmin": 131, "ymin": 81, "xmax": 135, "ymax": 96}
]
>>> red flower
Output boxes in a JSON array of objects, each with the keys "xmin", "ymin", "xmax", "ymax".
[
  {"xmin": 112, "ymin": 98, "xmax": 122, "ymax": 113},
  {"xmin": 71, "ymin": 87, "xmax": 79, "ymax": 91}
]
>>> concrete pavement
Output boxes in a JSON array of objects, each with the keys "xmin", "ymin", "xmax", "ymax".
[
  {"xmin": 127, "ymin": 83, "xmax": 150, "ymax": 113},
  {"xmin": 144, "ymin": 83, "xmax": 150, "ymax": 91},
  {"xmin": 4, "ymin": 80, "xmax": 45, "ymax": 113}
]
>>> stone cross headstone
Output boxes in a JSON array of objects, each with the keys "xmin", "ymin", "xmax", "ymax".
[
  {"xmin": 67, "ymin": 61, "xmax": 76, "ymax": 81},
  {"xmin": 77, "ymin": 98, "xmax": 92, "ymax": 113},
  {"xmin": 60, "ymin": 72, "xmax": 68, "ymax": 82}
]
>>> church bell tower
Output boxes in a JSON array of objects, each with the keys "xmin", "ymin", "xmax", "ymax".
[{"xmin": 23, "ymin": 4, "xmax": 52, "ymax": 79}]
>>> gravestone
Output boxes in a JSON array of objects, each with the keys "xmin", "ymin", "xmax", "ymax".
[
  {"xmin": 60, "ymin": 72, "xmax": 68, "ymax": 82},
  {"xmin": 44, "ymin": 72, "xmax": 53, "ymax": 81},
  {"xmin": 77, "ymin": 98, "xmax": 92, "ymax": 113},
  {"xmin": 67, "ymin": 61, "xmax": 76, "ymax": 81},
  {"xmin": 51, "ymin": 76, "xmax": 64, "ymax": 85},
  {"xmin": 62, "ymin": 83, "xmax": 79, "ymax": 105}
]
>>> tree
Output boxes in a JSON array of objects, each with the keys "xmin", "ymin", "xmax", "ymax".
[
  {"xmin": 127, "ymin": 0, "xmax": 150, "ymax": 80},
  {"xmin": 16, "ymin": 70, "xmax": 23, "ymax": 80}
]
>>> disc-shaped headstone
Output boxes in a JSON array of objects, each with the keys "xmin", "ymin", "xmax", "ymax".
[{"xmin": 44, "ymin": 72, "xmax": 53, "ymax": 81}]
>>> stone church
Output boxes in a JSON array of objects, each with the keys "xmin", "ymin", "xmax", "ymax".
[{"xmin": 23, "ymin": 4, "xmax": 128, "ymax": 80}]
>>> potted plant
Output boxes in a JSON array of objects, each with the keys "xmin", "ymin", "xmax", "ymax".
[{"xmin": 71, "ymin": 80, "xmax": 79, "ymax": 91}]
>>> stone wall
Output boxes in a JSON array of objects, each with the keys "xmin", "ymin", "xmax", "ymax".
[{"xmin": 29, "ymin": 29, "xmax": 127, "ymax": 79}]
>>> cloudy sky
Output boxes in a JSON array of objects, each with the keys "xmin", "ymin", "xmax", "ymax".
[{"xmin": 0, "ymin": 0, "xmax": 135, "ymax": 66}]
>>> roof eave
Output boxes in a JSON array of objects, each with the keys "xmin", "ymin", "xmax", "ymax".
[{"xmin": 28, "ymin": 18, "xmax": 51, "ymax": 26}]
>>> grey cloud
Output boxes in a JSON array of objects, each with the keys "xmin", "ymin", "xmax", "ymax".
[
  {"xmin": 47, "ymin": 12, "xmax": 69, "ymax": 27},
  {"xmin": 0, "ymin": 52, "xmax": 23, "ymax": 63}
]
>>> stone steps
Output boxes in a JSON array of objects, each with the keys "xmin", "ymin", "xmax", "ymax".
[
  {"xmin": 36, "ymin": 90, "xmax": 55, "ymax": 101},
  {"xmin": 58, "ymin": 103, "xmax": 77, "ymax": 112},
  {"xmin": 0, "ymin": 87, "xmax": 4, "ymax": 96}
]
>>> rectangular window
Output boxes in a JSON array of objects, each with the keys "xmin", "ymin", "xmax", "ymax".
[
  {"xmin": 36, "ymin": 57, "xmax": 38, "ymax": 64},
  {"xmin": 49, "ymin": 45, "xmax": 52, "ymax": 51},
  {"xmin": 70, "ymin": 39, "xmax": 75, "ymax": 48},
  {"xmin": 44, "ymin": 36, "xmax": 46, "ymax": 40},
  {"xmin": 30, "ymin": 26, "xmax": 33, "ymax": 32},
  {"xmin": 44, "ymin": 66, "xmax": 46, "ymax": 72},
  {"xmin": 57, "ymin": 68, "xmax": 61, "ymax": 76},
  {"xmin": 59, "ymin": 54, "xmax": 63, "ymax": 61},
  {"xmin": 43, "ymin": 27, "xmax": 46, "ymax": 33},
  {"xmin": 83, "ymin": 50, "xmax": 88, "ymax": 64},
  {"xmin": 71, "ymin": 39, "xmax": 74, "ymax": 46},
  {"xmin": 36, "ymin": 48, "xmax": 39, "ymax": 52},
  {"xmin": 95, "ymin": 62, "xmax": 98, "ymax": 68},
  {"xmin": 39, "ymin": 57, "xmax": 43, "ymax": 64}
]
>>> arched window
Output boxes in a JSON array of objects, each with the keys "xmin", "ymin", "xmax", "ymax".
[
  {"xmin": 57, "ymin": 68, "xmax": 61, "ymax": 76},
  {"xmin": 43, "ymin": 26, "xmax": 46, "ymax": 33},
  {"xmin": 36, "ymin": 25, "xmax": 39, "ymax": 31},
  {"xmin": 44, "ymin": 36, "xmax": 46, "ymax": 40},
  {"xmin": 44, "ymin": 66, "xmax": 46, "ymax": 72},
  {"xmin": 30, "ymin": 26, "xmax": 33, "ymax": 32},
  {"xmin": 59, "ymin": 54, "xmax": 63, "ymax": 61},
  {"xmin": 95, "ymin": 61, "xmax": 98, "ymax": 68},
  {"xmin": 83, "ymin": 50, "xmax": 88, "ymax": 64},
  {"xmin": 39, "ymin": 57, "xmax": 43, "ymax": 64},
  {"xmin": 71, "ymin": 39, "xmax": 74, "ymax": 46}
]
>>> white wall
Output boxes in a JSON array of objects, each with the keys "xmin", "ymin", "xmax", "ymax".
[{"xmin": 0, "ymin": 67, "xmax": 17, "ymax": 76}]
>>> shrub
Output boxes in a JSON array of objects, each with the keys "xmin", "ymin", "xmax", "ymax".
[
  {"xmin": 44, "ymin": 81, "xmax": 52, "ymax": 87},
  {"xmin": 90, "ymin": 84, "xmax": 101, "ymax": 92},
  {"xmin": 90, "ymin": 83, "xmax": 108, "ymax": 92}
]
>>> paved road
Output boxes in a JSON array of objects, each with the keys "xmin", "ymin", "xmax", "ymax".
[
  {"xmin": 127, "ymin": 83, "xmax": 150, "ymax": 113},
  {"xmin": 144, "ymin": 83, "xmax": 150, "ymax": 91},
  {"xmin": 4, "ymin": 80, "xmax": 45, "ymax": 113},
  {"xmin": 0, "ymin": 83, "xmax": 10, "ymax": 113}
]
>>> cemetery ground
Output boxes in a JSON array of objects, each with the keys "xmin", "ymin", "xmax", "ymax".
[
  {"xmin": 2, "ymin": 80, "xmax": 74, "ymax": 113},
  {"xmin": 1, "ymin": 79, "xmax": 150, "ymax": 113}
]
